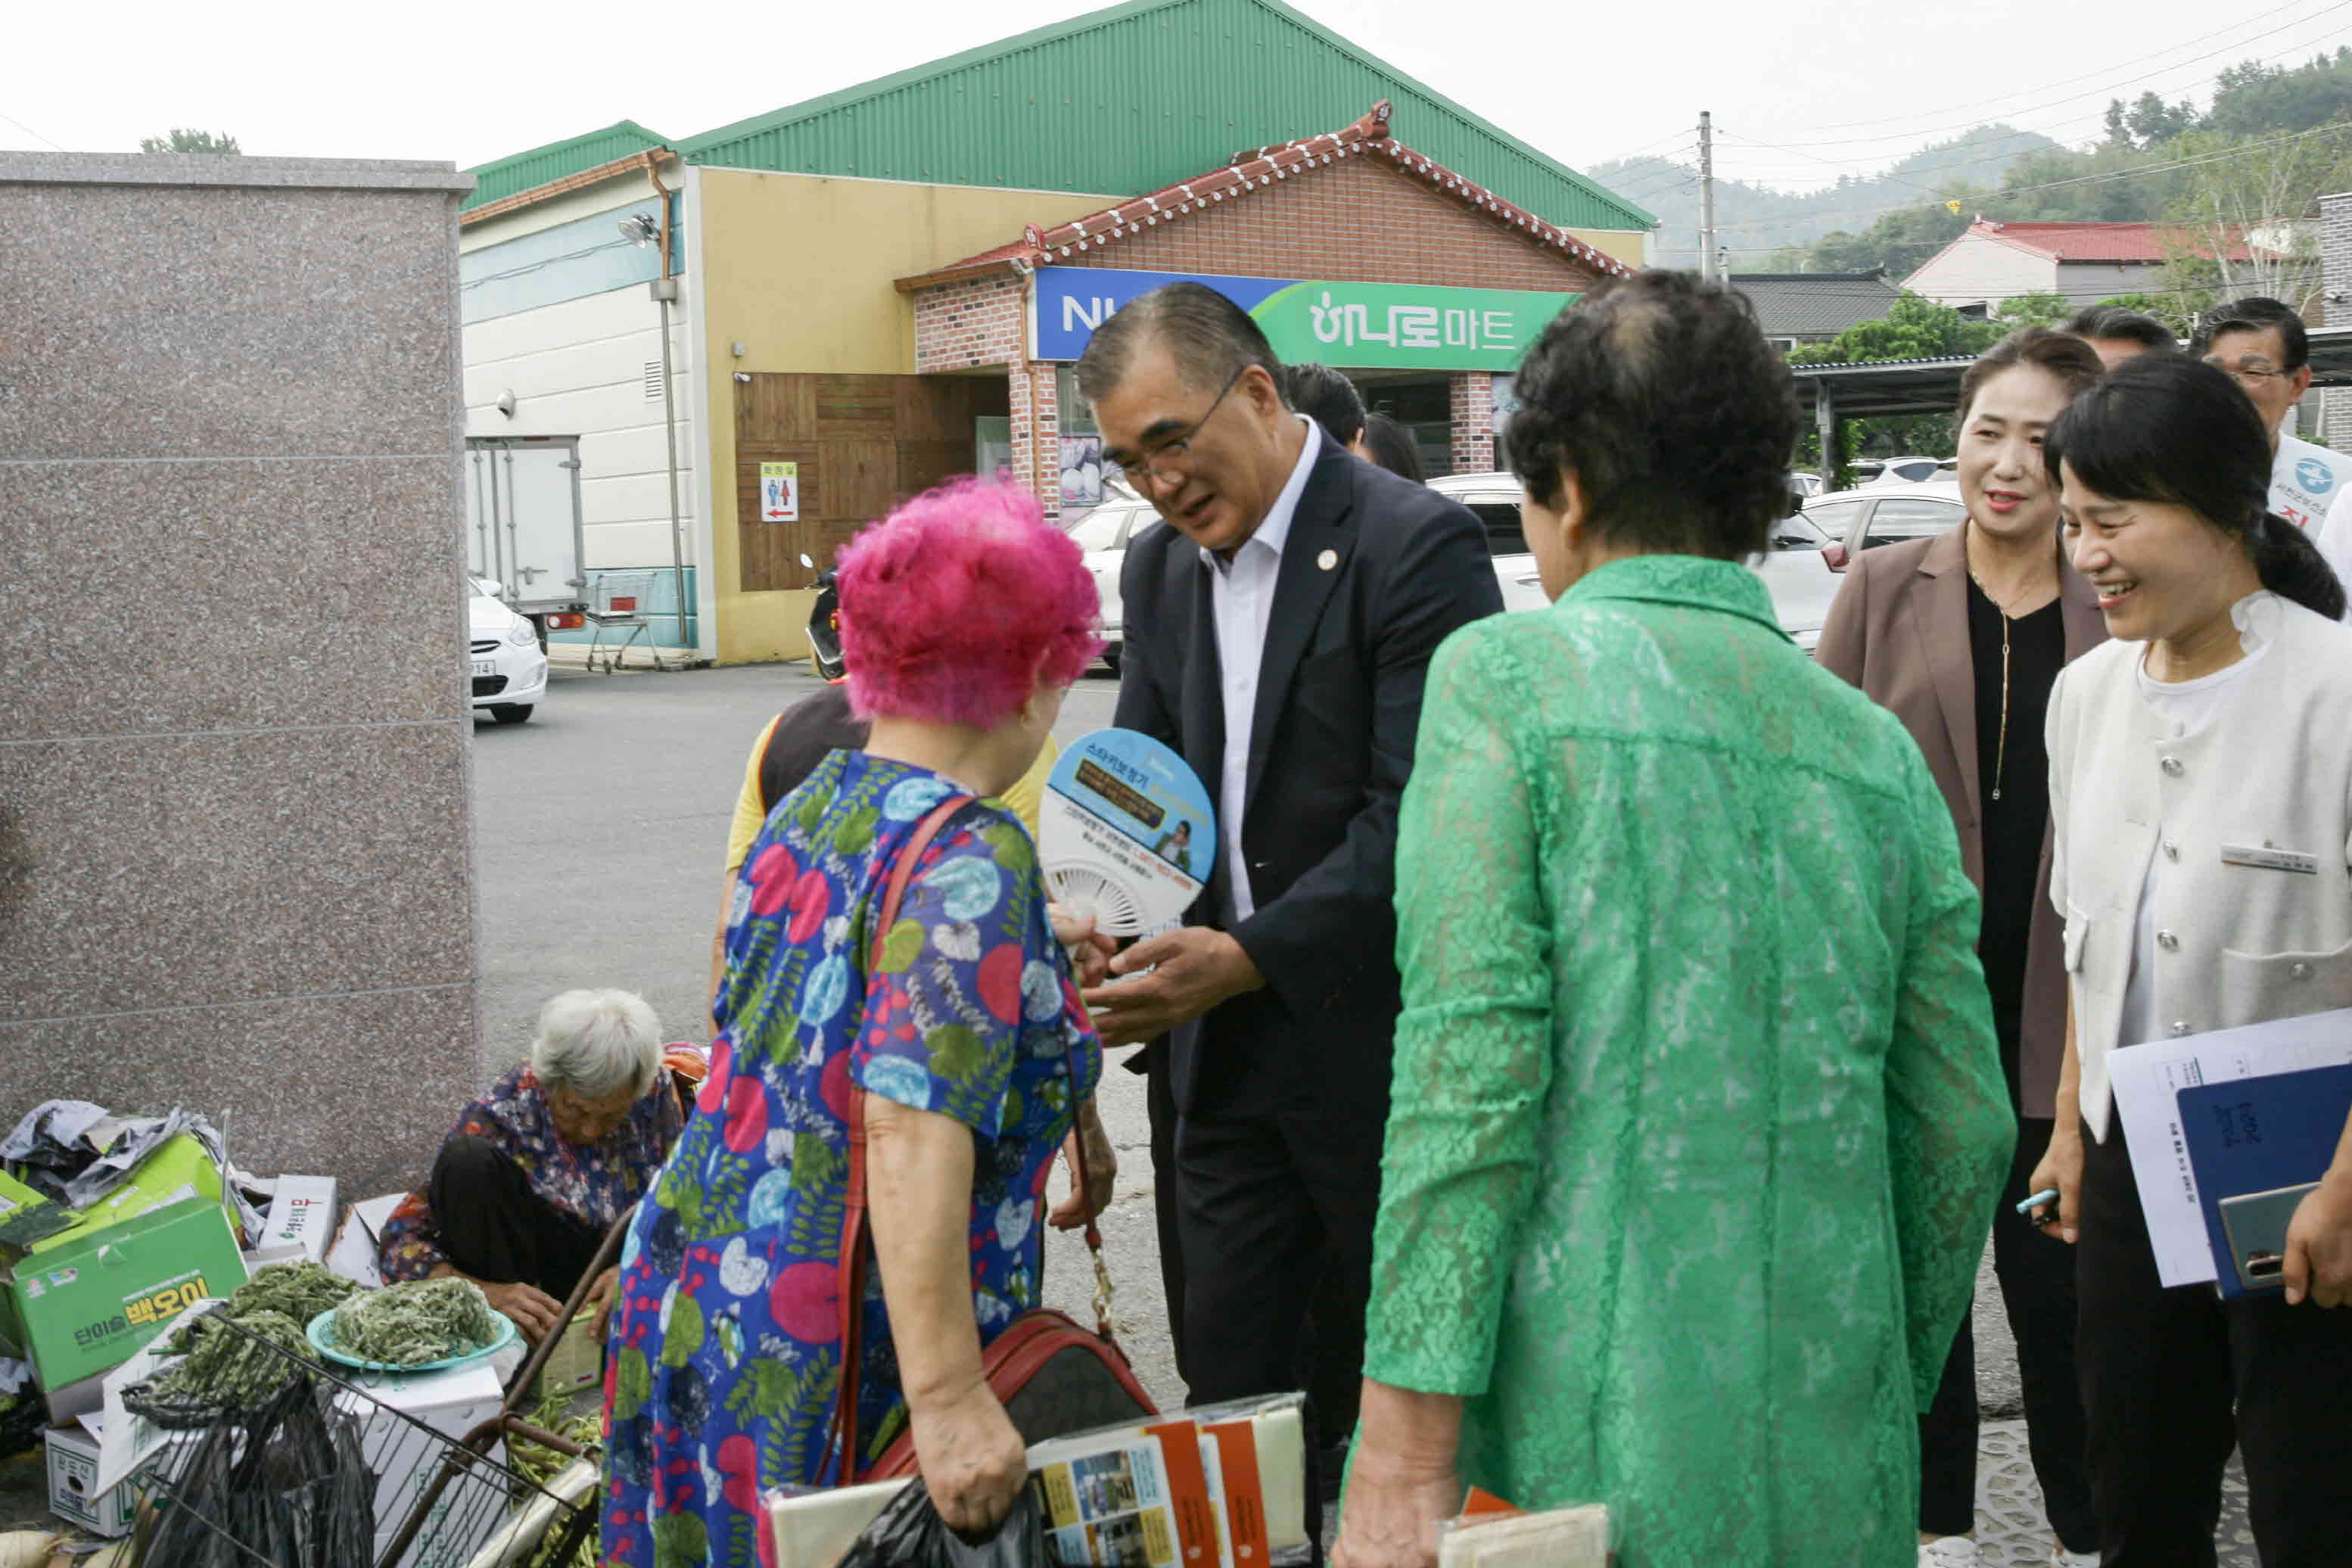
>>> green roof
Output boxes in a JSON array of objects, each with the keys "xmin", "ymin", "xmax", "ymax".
[
  {"xmin": 674, "ymin": 0, "xmax": 1653, "ymax": 232},
  {"xmin": 462, "ymin": 120, "xmax": 667, "ymax": 211}
]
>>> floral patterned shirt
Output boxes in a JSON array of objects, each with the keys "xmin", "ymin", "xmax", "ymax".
[{"xmin": 599, "ymin": 751, "xmax": 1101, "ymax": 1568}]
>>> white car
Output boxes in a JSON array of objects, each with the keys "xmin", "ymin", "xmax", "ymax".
[
  {"xmin": 470, "ymin": 577, "xmax": 548, "ymax": 724},
  {"xmin": 1066, "ymin": 498, "xmax": 1162, "ymax": 673},
  {"xmin": 1428, "ymin": 472, "xmax": 1841, "ymax": 654},
  {"xmin": 1854, "ymin": 455, "xmax": 1955, "ymax": 485},
  {"xmin": 1803, "ymin": 481, "xmax": 1968, "ymax": 562}
]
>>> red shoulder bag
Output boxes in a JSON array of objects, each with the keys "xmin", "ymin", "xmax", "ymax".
[{"xmin": 826, "ymin": 795, "xmax": 1156, "ymax": 1483}]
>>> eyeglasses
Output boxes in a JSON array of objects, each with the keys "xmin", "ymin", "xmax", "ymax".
[
  {"xmin": 1111, "ymin": 364, "xmax": 1248, "ymax": 490},
  {"xmin": 2206, "ymin": 359, "xmax": 2292, "ymax": 388}
]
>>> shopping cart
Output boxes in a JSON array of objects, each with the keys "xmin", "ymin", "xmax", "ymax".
[{"xmin": 123, "ymin": 1218, "xmax": 630, "ymax": 1566}]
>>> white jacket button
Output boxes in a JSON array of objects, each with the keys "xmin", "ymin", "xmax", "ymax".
[
  {"xmin": 2163, "ymin": 840, "xmax": 2180, "ymax": 861},
  {"xmin": 2160, "ymin": 756, "xmax": 2185, "ymax": 776},
  {"xmin": 2170, "ymin": 1020, "xmax": 2192, "ymax": 1037},
  {"xmin": 2157, "ymin": 930, "xmax": 2180, "ymax": 952}
]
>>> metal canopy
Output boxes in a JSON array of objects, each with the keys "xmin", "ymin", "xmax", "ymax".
[{"xmin": 1790, "ymin": 325, "xmax": 2352, "ymax": 422}]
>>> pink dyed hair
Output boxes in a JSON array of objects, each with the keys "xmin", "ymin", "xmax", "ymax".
[{"xmin": 836, "ymin": 476, "xmax": 1105, "ymax": 726}]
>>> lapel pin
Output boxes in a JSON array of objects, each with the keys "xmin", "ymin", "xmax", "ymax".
[{"xmin": 1317, "ymin": 549, "xmax": 1339, "ymax": 571}]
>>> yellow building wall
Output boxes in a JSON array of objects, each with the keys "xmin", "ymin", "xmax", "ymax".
[
  {"xmin": 696, "ymin": 170, "xmax": 1114, "ymax": 664},
  {"xmin": 1566, "ymin": 227, "xmax": 1649, "ymax": 271}
]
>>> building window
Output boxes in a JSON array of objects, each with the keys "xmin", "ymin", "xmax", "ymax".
[{"xmin": 1055, "ymin": 366, "xmax": 1104, "ymax": 511}]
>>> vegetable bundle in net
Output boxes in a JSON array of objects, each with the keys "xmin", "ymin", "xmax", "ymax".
[
  {"xmin": 328, "ymin": 1275, "xmax": 502, "ymax": 1365},
  {"xmin": 123, "ymin": 1262, "xmax": 365, "ymax": 1424}
]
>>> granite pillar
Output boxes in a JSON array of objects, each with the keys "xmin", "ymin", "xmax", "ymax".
[{"xmin": 0, "ymin": 153, "xmax": 480, "ymax": 1194}]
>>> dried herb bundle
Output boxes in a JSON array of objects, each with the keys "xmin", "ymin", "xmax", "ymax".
[
  {"xmin": 145, "ymin": 1309, "xmax": 315, "ymax": 1407},
  {"xmin": 229, "ymin": 1260, "xmax": 359, "ymax": 1323},
  {"xmin": 327, "ymin": 1274, "xmax": 501, "ymax": 1365}
]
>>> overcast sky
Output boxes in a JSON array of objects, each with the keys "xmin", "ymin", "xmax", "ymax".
[{"xmin": 8, "ymin": 0, "xmax": 2347, "ymax": 204}]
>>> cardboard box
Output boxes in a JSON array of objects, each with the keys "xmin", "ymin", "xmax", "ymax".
[
  {"xmin": 23, "ymin": 1133, "xmax": 227, "ymax": 1256},
  {"xmin": 244, "ymin": 1175, "xmax": 338, "ymax": 1268},
  {"xmin": 325, "ymin": 1191, "xmax": 406, "ymax": 1288},
  {"xmin": 338, "ymin": 1361, "xmax": 507, "ymax": 1568},
  {"xmin": 46, "ymin": 1420, "xmax": 138, "ymax": 1537},
  {"xmin": 535, "ymin": 1308, "xmax": 603, "ymax": 1398},
  {"xmin": 5, "ymin": 1196, "xmax": 250, "ymax": 1389}
]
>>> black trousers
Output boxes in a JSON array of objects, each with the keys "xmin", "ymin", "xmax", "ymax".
[
  {"xmin": 428, "ymin": 1134, "xmax": 602, "ymax": 1301},
  {"xmin": 2076, "ymin": 1118, "xmax": 2352, "ymax": 1566},
  {"xmin": 1145, "ymin": 1050, "xmax": 1190, "ymax": 1394},
  {"xmin": 1177, "ymin": 1097, "xmax": 1383, "ymax": 1557},
  {"xmin": 1918, "ymin": 1114, "xmax": 2098, "ymax": 1551}
]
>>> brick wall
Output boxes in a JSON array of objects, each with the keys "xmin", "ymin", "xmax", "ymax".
[
  {"xmin": 1076, "ymin": 157, "xmax": 1607, "ymax": 292},
  {"xmin": 2322, "ymin": 193, "xmax": 2352, "ymax": 445},
  {"xmin": 1450, "ymin": 373, "xmax": 1495, "ymax": 474},
  {"xmin": 913, "ymin": 272, "xmax": 1025, "ymax": 372}
]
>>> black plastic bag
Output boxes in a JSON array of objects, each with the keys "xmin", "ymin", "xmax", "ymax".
[
  {"xmin": 840, "ymin": 1481, "xmax": 1050, "ymax": 1567},
  {"xmin": 135, "ymin": 1371, "xmax": 375, "ymax": 1567}
]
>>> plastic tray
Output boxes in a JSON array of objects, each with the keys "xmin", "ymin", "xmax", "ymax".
[{"xmin": 306, "ymin": 1302, "xmax": 517, "ymax": 1374}]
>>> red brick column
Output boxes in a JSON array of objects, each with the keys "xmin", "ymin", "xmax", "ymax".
[{"xmin": 1450, "ymin": 372, "xmax": 1495, "ymax": 476}]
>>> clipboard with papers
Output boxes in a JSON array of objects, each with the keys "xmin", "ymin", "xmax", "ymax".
[{"xmin": 2106, "ymin": 1006, "xmax": 2352, "ymax": 1293}]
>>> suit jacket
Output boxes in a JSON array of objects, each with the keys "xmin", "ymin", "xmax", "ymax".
[
  {"xmin": 2048, "ymin": 596, "xmax": 2352, "ymax": 1142},
  {"xmin": 1112, "ymin": 438, "xmax": 1504, "ymax": 1118},
  {"xmin": 1815, "ymin": 525, "xmax": 2105, "ymax": 1118}
]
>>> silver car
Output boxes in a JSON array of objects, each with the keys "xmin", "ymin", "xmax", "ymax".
[{"xmin": 1429, "ymin": 472, "xmax": 1843, "ymax": 654}]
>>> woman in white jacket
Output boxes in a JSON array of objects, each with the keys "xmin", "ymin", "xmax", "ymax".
[{"xmin": 2030, "ymin": 353, "xmax": 2352, "ymax": 1564}]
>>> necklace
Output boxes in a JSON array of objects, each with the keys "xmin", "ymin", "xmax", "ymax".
[{"xmin": 1965, "ymin": 534, "xmax": 2061, "ymax": 804}]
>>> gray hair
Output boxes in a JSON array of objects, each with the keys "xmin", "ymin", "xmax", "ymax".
[
  {"xmin": 530, "ymin": 988, "xmax": 661, "ymax": 1101},
  {"xmin": 1072, "ymin": 282, "xmax": 1285, "ymax": 406}
]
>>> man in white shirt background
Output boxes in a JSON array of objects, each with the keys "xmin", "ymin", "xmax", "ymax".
[{"xmin": 2194, "ymin": 297, "xmax": 2352, "ymax": 538}]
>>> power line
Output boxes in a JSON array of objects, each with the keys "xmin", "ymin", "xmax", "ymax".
[
  {"xmin": 1778, "ymin": 0, "xmax": 2344, "ymax": 137},
  {"xmin": 0, "ymin": 110, "xmax": 64, "ymax": 151}
]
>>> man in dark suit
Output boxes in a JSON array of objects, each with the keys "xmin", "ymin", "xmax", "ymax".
[{"xmin": 1072, "ymin": 285, "xmax": 1501, "ymax": 1509}]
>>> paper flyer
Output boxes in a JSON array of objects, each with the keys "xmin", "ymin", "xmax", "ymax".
[
  {"xmin": 1040, "ymin": 729, "xmax": 1216, "ymax": 935},
  {"xmin": 1032, "ymin": 1435, "xmax": 1184, "ymax": 1566},
  {"xmin": 2106, "ymin": 1006, "xmax": 2352, "ymax": 1287}
]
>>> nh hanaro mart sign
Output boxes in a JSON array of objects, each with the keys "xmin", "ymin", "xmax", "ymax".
[{"xmin": 1031, "ymin": 266, "xmax": 1580, "ymax": 373}]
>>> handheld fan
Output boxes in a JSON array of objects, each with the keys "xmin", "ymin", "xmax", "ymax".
[{"xmin": 1039, "ymin": 728, "xmax": 1216, "ymax": 935}]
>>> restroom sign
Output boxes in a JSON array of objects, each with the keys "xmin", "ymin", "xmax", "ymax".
[{"xmin": 759, "ymin": 462, "xmax": 799, "ymax": 522}]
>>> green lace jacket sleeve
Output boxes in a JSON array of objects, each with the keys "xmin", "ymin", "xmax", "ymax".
[
  {"xmin": 1361, "ymin": 630, "xmax": 1553, "ymax": 1396},
  {"xmin": 1884, "ymin": 747, "xmax": 2016, "ymax": 1411}
]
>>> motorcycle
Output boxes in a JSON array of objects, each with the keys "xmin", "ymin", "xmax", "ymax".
[{"xmin": 800, "ymin": 552, "xmax": 846, "ymax": 682}]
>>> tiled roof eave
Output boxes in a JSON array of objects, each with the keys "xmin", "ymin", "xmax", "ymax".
[{"xmin": 897, "ymin": 100, "xmax": 1635, "ymax": 293}]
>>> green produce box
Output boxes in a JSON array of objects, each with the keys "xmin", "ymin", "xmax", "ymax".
[
  {"xmin": 24, "ymin": 1133, "xmax": 226, "ymax": 1255},
  {"xmin": 5, "ymin": 1196, "xmax": 248, "ymax": 1389}
]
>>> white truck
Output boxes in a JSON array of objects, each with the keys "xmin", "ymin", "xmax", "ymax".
[{"xmin": 464, "ymin": 436, "xmax": 588, "ymax": 644}]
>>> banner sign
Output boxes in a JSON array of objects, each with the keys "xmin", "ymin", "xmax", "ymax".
[{"xmin": 1031, "ymin": 266, "xmax": 1579, "ymax": 372}]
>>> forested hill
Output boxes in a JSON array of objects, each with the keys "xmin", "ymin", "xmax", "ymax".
[
  {"xmin": 1590, "ymin": 124, "xmax": 2062, "ymax": 271},
  {"xmin": 1589, "ymin": 48, "xmax": 2352, "ymax": 278}
]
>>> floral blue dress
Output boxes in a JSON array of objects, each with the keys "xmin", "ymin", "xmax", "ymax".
[{"xmin": 599, "ymin": 751, "xmax": 1101, "ymax": 1568}]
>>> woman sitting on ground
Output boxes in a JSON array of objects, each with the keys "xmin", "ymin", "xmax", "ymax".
[{"xmin": 378, "ymin": 988, "xmax": 684, "ymax": 1342}]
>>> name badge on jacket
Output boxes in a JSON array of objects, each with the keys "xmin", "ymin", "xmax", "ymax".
[{"xmin": 2220, "ymin": 842, "xmax": 2320, "ymax": 875}]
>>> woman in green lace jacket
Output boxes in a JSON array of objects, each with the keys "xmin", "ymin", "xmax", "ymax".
[{"xmin": 1333, "ymin": 272, "xmax": 2017, "ymax": 1568}]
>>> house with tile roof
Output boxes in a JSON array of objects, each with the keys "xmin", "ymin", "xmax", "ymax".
[
  {"xmin": 1902, "ymin": 217, "xmax": 2260, "ymax": 313},
  {"xmin": 1729, "ymin": 272, "xmax": 1903, "ymax": 350}
]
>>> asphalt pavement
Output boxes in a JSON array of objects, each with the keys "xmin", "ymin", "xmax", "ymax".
[{"xmin": 467, "ymin": 658, "xmax": 2256, "ymax": 1563}]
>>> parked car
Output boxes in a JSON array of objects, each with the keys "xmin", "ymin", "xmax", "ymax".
[
  {"xmin": 470, "ymin": 576, "xmax": 548, "ymax": 724},
  {"xmin": 1066, "ymin": 498, "xmax": 1160, "ymax": 672},
  {"xmin": 1853, "ymin": 455, "xmax": 1955, "ymax": 486},
  {"xmin": 1787, "ymin": 470, "xmax": 1825, "ymax": 500},
  {"xmin": 1429, "ymin": 473, "xmax": 1841, "ymax": 653},
  {"xmin": 1803, "ymin": 481, "xmax": 1968, "ymax": 569}
]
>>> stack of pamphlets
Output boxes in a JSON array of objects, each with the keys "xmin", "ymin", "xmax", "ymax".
[
  {"xmin": 1437, "ymin": 1490, "xmax": 1610, "ymax": 1566},
  {"xmin": 764, "ymin": 1393, "xmax": 1310, "ymax": 1568}
]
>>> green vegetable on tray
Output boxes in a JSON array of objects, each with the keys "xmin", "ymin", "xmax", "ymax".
[
  {"xmin": 328, "ymin": 1275, "xmax": 502, "ymax": 1366},
  {"xmin": 230, "ymin": 1260, "xmax": 361, "ymax": 1323}
]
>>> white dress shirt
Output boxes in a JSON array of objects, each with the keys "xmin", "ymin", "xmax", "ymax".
[{"xmin": 1202, "ymin": 415, "xmax": 1321, "ymax": 925}]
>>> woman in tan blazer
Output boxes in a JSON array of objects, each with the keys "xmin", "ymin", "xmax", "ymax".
[{"xmin": 1818, "ymin": 327, "xmax": 2107, "ymax": 1566}]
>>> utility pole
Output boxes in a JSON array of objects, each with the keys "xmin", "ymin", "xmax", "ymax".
[{"xmin": 1697, "ymin": 110, "xmax": 1716, "ymax": 283}]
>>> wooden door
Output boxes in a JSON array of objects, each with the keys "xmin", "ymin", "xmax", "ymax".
[{"xmin": 734, "ymin": 374, "xmax": 989, "ymax": 591}]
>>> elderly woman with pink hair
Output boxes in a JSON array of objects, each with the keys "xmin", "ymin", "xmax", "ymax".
[{"xmin": 600, "ymin": 479, "xmax": 1113, "ymax": 1566}]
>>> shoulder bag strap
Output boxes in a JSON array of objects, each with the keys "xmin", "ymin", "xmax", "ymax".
[{"xmin": 825, "ymin": 794, "xmax": 1108, "ymax": 1484}]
